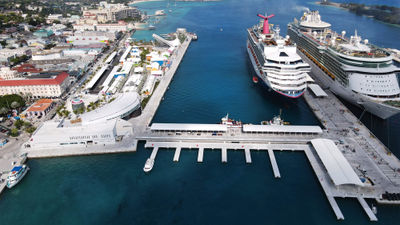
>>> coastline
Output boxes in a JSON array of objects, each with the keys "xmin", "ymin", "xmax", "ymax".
[{"xmin": 315, "ymin": 1, "xmax": 400, "ymax": 26}]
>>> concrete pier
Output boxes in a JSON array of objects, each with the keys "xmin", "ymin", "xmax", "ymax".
[
  {"xmin": 244, "ymin": 148, "xmax": 252, "ymax": 164},
  {"xmin": 150, "ymin": 147, "xmax": 158, "ymax": 160},
  {"xmin": 327, "ymin": 196, "xmax": 345, "ymax": 220},
  {"xmin": 197, "ymin": 148, "xmax": 204, "ymax": 163},
  {"xmin": 173, "ymin": 147, "xmax": 181, "ymax": 162},
  {"xmin": 357, "ymin": 197, "xmax": 378, "ymax": 221},
  {"xmin": 268, "ymin": 150, "xmax": 280, "ymax": 178},
  {"xmin": 221, "ymin": 148, "xmax": 227, "ymax": 163}
]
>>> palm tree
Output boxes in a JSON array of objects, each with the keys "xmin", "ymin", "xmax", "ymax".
[
  {"xmin": 0, "ymin": 107, "xmax": 8, "ymax": 115},
  {"xmin": 10, "ymin": 101, "xmax": 20, "ymax": 109}
]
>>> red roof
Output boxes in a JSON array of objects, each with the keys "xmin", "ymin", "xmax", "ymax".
[
  {"xmin": 27, "ymin": 99, "xmax": 53, "ymax": 112},
  {"xmin": 12, "ymin": 64, "xmax": 43, "ymax": 73},
  {"xmin": 0, "ymin": 72, "xmax": 69, "ymax": 86}
]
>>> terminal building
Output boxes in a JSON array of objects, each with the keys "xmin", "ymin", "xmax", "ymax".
[{"xmin": 27, "ymin": 118, "xmax": 133, "ymax": 149}]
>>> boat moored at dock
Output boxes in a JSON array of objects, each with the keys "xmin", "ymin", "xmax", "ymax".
[
  {"xmin": 143, "ymin": 158, "xmax": 154, "ymax": 173},
  {"xmin": 247, "ymin": 13, "xmax": 311, "ymax": 98},
  {"xmin": 6, "ymin": 165, "xmax": 29, "ymax": 189},
  {"xmin": 288, "ymin": 10, "xmax": 400, "ymax": 119}
]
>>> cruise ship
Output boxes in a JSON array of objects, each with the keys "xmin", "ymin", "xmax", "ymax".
[
  {"xmin": 247, "ymin": 14, "xmax": 311, "ymax": 98},
  {"xmin": 288, "ymin": 11, "xmax": 400, "ymax": 119}
]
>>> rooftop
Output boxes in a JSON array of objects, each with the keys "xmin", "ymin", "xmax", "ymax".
[{"xmin": 0, "ymin": 72, "xmax": 69, "ymax": 86}]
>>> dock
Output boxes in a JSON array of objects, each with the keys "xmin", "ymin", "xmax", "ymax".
[
  {"xmin": 327, "ymin": 196, "xmax": 345, "ymax": 220},
  {"xmin": 244, "ymin": 148, "xmax": 252, "ymax": 163},
  {"xmin": 150, "ymin": 147, "xmax": 158, "ymax": 160},
  {"xmin": 268, "ymin": 150, "xmax": 280, "ymax": 178},
  {"xmin": 197, "ymin": 148, "xmax": 204, "ymax": 163},
  {"xmin": 357, "ymin": 197, "xmax": 378, "ymax": 221},
  {"xmin": 173, "ymin": 147, "xmax": 181, "ymax": 162}
]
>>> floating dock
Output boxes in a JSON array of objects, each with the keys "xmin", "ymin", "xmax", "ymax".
[{"xmin": 268, "ymin": 150, "xmax": 280, "ymax": 178}]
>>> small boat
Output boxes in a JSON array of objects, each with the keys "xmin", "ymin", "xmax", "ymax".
[
  {"xmin": 252, "ymin": 76, "xmax": 258, "ymax": 83},
  {"xmin": 6, "ymin": 165, "xmax": 29, "ymax": 188},
  {"xmin": 143, "ymin": 158, "xmax": 154, "ymax": 173},
  {"xmin": 221, "ymin": 114, "xmax": 242, "ymax": 127},
  {"xmin": 372, "ymin": 204, "xmax": 378, "ymax": 214},
  {"xmin": 155, "ymin": 10, "xmax": 166, "ymax": 16},
  {"xmin": 261, "ymin": 110, "xmax": 289, "ymax": 125},
  {"xmin": 192, "ymin": 33, "xmax": 198, "ymax": 40},
  {"xmin": 148, "ymin": 25, "xmax": 156, "ymax": 30}
]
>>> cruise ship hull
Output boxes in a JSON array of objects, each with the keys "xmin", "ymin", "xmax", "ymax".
[
  {"xmin": 298, "ymin": 50, "xmax": 400, "ymax": 119},
  {"xmin": 246, "ymin": 40, "xmax": 304, "ymax": 98}
]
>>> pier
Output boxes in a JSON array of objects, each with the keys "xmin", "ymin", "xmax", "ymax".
[
  {"xmin": 197, "ymin": 148, "xmax": 204, "ymax": 163},
  {"xmin": 357, "ymin": 197, "xmax": 378, "ymax": 221},
  {"xmin": 268, "ymin": 150, "xmax": 280, "ymax": 178},
  {"xmin": 244, "ymin": 148, "xmax": 252, "ymax": 163},
  {"xmin": 221, "ymin": 148, "xmax": 227, "ymax": 163},
  {"xmin": 173, "ymin": 147, "xmax": 181, "ymax": 162}
]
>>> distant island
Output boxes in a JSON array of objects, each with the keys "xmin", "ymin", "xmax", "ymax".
[{"xmin": 317, "ymin": 0, "xmax": 400, "ymax": 25}]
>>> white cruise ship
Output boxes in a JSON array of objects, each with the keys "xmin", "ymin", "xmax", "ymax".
[
  {"xmin": 247, "ymin": 13, "xmax": 311, "ymax": 98},
  {"xmin": 288, "ymin": 11, "xmax": 400, "ymax": 119}
]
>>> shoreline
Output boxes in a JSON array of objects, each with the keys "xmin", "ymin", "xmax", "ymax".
[{"xmin": 315, "ymin": 1, "xmax": 400, "ymax": 26}]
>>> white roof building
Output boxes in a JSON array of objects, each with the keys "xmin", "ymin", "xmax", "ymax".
[
  {"xmin": 80, "ymin": 92, "xmax": 141, "ymax": 124},
  {"xmin": 311, "ymin": 139, "xmax": 364, "ymax": 186},
  {"xmin": 28, "ymin": 118, "xmax": 133, "ymax": 149}
]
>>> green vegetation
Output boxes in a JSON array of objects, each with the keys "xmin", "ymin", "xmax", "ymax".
[
  {"xmin": 140, "ymin": 48, "xmax": 150, "ymax": 62},
  {"xmin": 10, "ymin": 128, "xmax": 19, "ymax": 137},
  {"xmin": 384, "ymin": 100, "xmax": 400, "ymax": 107},
  {"xmin": 178, "ymin": 33, "xmax": 187, "ymax": 44},
  {"xmin": 25, "ymin": 126, "xmax": 36, "ymax": 134},
  {"xmin": 141, "ymin": 96, "xmax": 149, "ymax": 109},
  {"xmin": 9, "ymin": 55, "xmax": 29, "ymax": 66},
  {"xmin": 56, "ymin": 104, "xmax": 71, "ymax": 118},
  {"xmin": 14, "ymin": 119, "xmax": 24, "ymax": 129},
  {"xmin": 0, "ymin": 94, "xmax": 25, "ymax": 115},
  {"xmin": 339, "ymin": 3, "xmax": 400, "ymax": 25}
]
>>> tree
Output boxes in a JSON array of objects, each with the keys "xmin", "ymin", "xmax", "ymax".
[
  {"xmin": 10, "ymin": 128, "xmax": 19, "ymax": 137},
  {"xmin": 10, "ymin": 101, "xmax": 20, "ymax": 109},
  {"xmin": 26, "ymin": 126, "xmax": 36, "ymax": 134},
  {"xmin": 14, "ymin": 119, "xmax": 24, "ymax": 129},
  {"xmin": 0, "ymin": 107, "xmax": 8, "ymax": 115}
]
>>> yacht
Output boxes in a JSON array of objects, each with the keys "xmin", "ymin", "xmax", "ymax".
[
  {"xmin": 6, "ymin": 165, "xmax": 29, "ymax": 188},
  {"xmin": 143, "ymin": 158, "xmax": 154, "ymax": 173}
]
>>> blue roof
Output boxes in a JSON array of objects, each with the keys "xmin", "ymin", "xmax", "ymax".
[{"xmin": 11, "ymin": 166, "xmax": 22, "ymax": 172}]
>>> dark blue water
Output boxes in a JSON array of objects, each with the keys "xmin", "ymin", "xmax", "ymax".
[{"xmin": 1, "ymin": 0, "xmax": 400, "ymax": 224}]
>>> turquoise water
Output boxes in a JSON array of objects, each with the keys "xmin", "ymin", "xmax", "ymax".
[{"xmin": 1, "ymin": 0, "xmax": 400, "ymax": 224}]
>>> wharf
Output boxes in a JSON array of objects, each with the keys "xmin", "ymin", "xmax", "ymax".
[
  {"xmin": 129, "ymin": 36, "xmax": 193, "ymax": 132},
  {"xmin": 0, "ymin": 153, "xmax": 27, "ymax": 196}
]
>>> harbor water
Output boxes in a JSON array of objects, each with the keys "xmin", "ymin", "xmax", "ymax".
[{"xmin": 1, "ymin": 0, "xmax": 400, "ymax": 224}]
